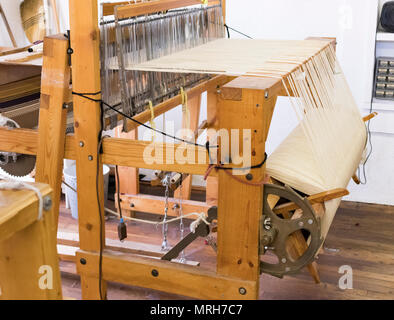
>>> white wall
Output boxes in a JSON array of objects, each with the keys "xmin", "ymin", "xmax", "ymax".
[{"xmin": 226, "ymin": 0, "xmax": 394, "ymax": 205}]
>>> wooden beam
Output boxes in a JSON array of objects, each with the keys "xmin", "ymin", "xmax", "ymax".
[
  {"xmin": 0, "ymin": 129, "xmax": 217, "ymax": 176},
  {"xmin": 174, "ymin": 94, "xmax": 202, "ymax": 199},
  {"xmin": 114, "ymin": 126, "xmax": 139, "ymax": 217},
  {"xmin": 115, "ymin": 0, "xmax": 221, "ymax": 19},
  {"xmin": 216, "ymin": 80, "xmax": 277, "ymax": 299},
  {"xmin": 273, "ymin": 188, "xmax": 349, "ymax": 216},
  {"xmin": 0, "ymin": 127, "xmax": 38, "ymax": 155},
  {"xmin": 101, "ymin": 138, "xmax": 215, "ymax": 176},
  {"xmin": 119, "ymin": 193, "xmax": 210, "ymax": 217},
  {"xmin": 35, "ymin": 35, "xmax": 70, "ymax": 229},
  {"xmin": 69, "ymin": 0, "xmax": 106, "ymax": 300},
  {"xmin": 76, "ymin": 249, "xmax": 257, "ymax": 300}
]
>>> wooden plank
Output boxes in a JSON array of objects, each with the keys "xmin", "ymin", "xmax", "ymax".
[
  {"xmin": 76, "ymin": 249, "xmax": 257, "ymax": 300},
  {"xmin": 216, "ymin": 83, "xmax": 277, "ymax": 299},
  {"xmin": 116, "ymin": 0, "xmax": 221, "ymax": 19},
  {"xmin": 35, "ymin": 35, "xmax": 71, "ymax": 229},
  {"xmin": 69, "ymin": 0, "xmax": 106, "ymax": 300},
  {"xmin": 119, "ymin": 193, "xmax": 210, "ymax": 217},
  {"xmin": 0, "ymin": 184, "xmax": 62, "ymax": 299}
]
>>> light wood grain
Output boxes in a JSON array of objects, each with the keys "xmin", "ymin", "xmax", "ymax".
[
  {"xmin": 35, "ymin": 35, "xmax": 70, "ymax": 229},
  {"xmin": 216, "ymin": 82, "xmax": 277, "ymax": 299},
  {"xmin": 76, "ymin": 249, "xmax": 257, "ymax": 300},
  {"xmin": 69, "ymin": 0, "xmax": 106, "ymax": 300},
  {"xmin": 0, "ymin": 183, "xmax": 62, "ymax": 299}
]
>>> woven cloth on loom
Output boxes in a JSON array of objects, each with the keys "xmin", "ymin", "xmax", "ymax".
[{"xmin": 119, "ymin": 38, "xmax": 366, "ymax": 239}]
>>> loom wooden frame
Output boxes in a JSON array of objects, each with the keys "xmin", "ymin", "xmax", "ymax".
[{"xmin": 0, "ymin": 0, "xmax": 370, "ymax": 299}]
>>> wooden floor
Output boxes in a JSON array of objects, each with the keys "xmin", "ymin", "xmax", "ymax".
[{"xmin": 59, "ymin": 197, "xmax": 394, "ymax": 300}]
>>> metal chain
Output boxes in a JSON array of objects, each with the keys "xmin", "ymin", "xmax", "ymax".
[
  {"xmin": 161, "ymin": 173, "xmax": 171, "ymax": 250},
  {"xmin": 178, "ymin": 176, "xmax": 185, "ymax": 262}
]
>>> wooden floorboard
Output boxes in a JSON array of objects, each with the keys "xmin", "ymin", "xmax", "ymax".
[{"xmin": 58, "ymin": 198, "xmax": 394, "ymax": 300}]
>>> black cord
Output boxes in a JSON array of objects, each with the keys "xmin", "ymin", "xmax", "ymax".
[
  {"xmin": 72, "ymin": 91, "xmax": 218, "ymax": 149},
  {"xmin": 224, "ymin": 24, "xmax": 230, "ymax": 38},
  {"xmin": 223, "ymin": 23, "xmax": 253, "ymax": 39},
  {"xmin": 205, "ymin": 141, "xmax": 268, "ymax": 171},
  {"xmin": 115, "ymin": 165, "xmax": 123, "ymax": 219},
  {"xmin": 357, "ymin": 26, "xmax": 378, "ymax": 185},
  {"xmin": 96, "ymin": 138, "xmax": 105, "ymax": 300}
]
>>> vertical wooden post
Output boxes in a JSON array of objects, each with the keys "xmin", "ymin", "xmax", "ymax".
[
  {"xmin": 174, "ymin": 94, "xmax": 202, "ymax": 200},
  {"xmin": 206, "ymin": 90, "xmax": 219, "ymax": 205},
  {"xmin": 69, "ymin": 0, "xmax": 107, "ymax": 300},
  {"xmin": 216, "ymin": 83, "xmax": 276, "ymax": 299},
  {"xmin": 35, "ymin": 35, "xmax": 70, "ymax": 229},
  {"xmin": 114, "ymin": 127, "xmax": 139, "ymax": 217}
]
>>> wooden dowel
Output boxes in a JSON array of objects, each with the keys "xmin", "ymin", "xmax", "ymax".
[
  {"xmin": 0, "ymin": 5, "xmax": 17, "ymax": 48},
  {"xmin": 273, "ymin": 188, "xmax": 349, "ymax": 215},
  {"xmin": 363, "ymin": 112, "xmax": 378, "ymax": 122}
]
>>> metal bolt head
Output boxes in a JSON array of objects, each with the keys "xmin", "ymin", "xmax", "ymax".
[
  {"xmin": 79, "ymin": 141, "xmax": 84, "ymax": 147},
  {"xmin": 245, "ymin": 173, "xmax": 253, "ymax": 181},
  {"xmin": 281, "ymin": 258, "xmax": 287, "ymax": 264},
  {"xmin": 298, "ymin": 221, "xmax": 304, "ymax": 227},
  {"xmin": 43, "ymin": 196, "xmax": 52, "ymax": 211},
  {"xmin": 88, "ymin": 155, "xmax": 93, "ymax": 161},
  {"xmin": 239, "ymin": 287, "xmax": 247, "ymax": 295},
  {"xmin": 265, "ymin": 91, "xmax": 269, "ymax": 99},
  {"xmin": 80, "ymin": 258, "xmax": 87, "ymax": 265},
  {"xmin": 308, "ymin": 219, "xmax": 313, "ymax": 225},
  {"xmin": 263, "ymin": 217, "xmax": 272, "ymax": 230},
  {"xmin": 130, "ymin": 203, "xmax": 135, "ymax": 208},
  {"xmin": 151, "ymin": 269, "xmax": 159, "ymax": 277}
]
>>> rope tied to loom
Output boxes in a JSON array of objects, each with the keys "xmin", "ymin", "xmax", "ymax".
[
  {"xmin": 189, "ymin": 212, "xmax": 211, "ymax": 233},
  {"xmin": 0, "ymin": 181, "xmax": 44, "ymax": 220}
]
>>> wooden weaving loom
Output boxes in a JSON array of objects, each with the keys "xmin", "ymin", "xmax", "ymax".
[{"xmin": 0, "ymin": 0, "xmax": 377, "ymax": 300}]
